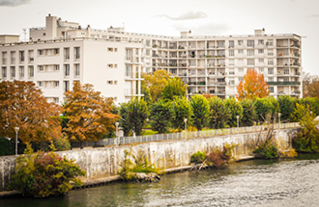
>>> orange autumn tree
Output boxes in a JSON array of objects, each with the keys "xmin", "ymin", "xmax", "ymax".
[
  {"xmin": 236, "ymin": 68, "xmax": 270, "ymax": 101},
  {"xmin": 0, "ymin": 80, "xmax": 62, "ymax": 143},
  {"xmin": 63, "ymin": 82, "xmax": 119, "ymax": 148}
]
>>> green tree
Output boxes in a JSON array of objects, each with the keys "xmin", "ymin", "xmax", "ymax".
[
  {"xmin": 171, "ymin": 96, "xmax": 193, "ymax": 132},
  {"xmin": 119, "ymin": 98, "xmax": 149, "ymax": 136},
  {"xmin": 190, "ymin": 94, "xmax": 210, "ymax": 131},
  {"xmin": 149, "ymin": 100, "xmax": 173, "ymax": 134},
  {"xmin": 301, "ymin": 97, "xmax": 319, "ymax": 116},
  {"xmin": 292, "ymin": 104, "xmax": 319, "ymax": 152},
  {"xmin": 224, "ymin": 97, "xmax": 243, "ymax": 127},
  {"xmin": 142, "ymin": 70, "xmax": 171, "ymax": 102},
  {"xmin": 254, "ymin": 97, "xmax": 273, "ymax": 123},
  {"xmin": 277, "ymin": 95, "xmax": 296, "ymax": 122},
  {"xmin": 162, "ymin": 77, "xmax": 187, "ymax": 101},
  {"xmin": 240, "ymin": 99, "xmax": 256, "ymax": 126},
  {"xmin": 208, "ymin": 97, "xmax": 230, "ymax": 129}
]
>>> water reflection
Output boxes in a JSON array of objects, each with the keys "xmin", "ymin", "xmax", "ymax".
[{"xmin": 1, "ymin": 154, "xmax": 319, "ymax": 207}]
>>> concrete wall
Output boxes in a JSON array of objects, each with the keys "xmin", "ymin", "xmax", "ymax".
[{"xmin": 0, "ymin": 128, "xmax": 295, "ymax": 192}]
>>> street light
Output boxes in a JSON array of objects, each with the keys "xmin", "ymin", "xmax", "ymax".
[
  {"xmin": 278, "ymin": 113, "xmax": 281, "ymax": 129},
  {"xmin": 115, "ymin": 122, "xmax": 119, "ymax": 146},
  {"xmin": 14, "ymin": 127, "xmax": 19, "ymax": 156},
  {"xmin": 236, "ymin": 115, "xmax": 239, "ymax": 128},
  {"xmin": 184, "ymin": 118, "xmax": 188, "ymax": 139}
]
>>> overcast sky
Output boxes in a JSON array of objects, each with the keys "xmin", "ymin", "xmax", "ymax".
[{"xmin": 0, "ymin": 0, "xmax": 318, "ymax": 75}]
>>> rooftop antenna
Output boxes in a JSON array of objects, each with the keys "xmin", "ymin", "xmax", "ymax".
[{"xmin": 23, "ymin": 28, "xmax": 27, "ymax": 42}]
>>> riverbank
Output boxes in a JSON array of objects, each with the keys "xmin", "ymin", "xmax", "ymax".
[{"xmin": 0, "ymin": 155, "xmax": 255, "ymax": 198}]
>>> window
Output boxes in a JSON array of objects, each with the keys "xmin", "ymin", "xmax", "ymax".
[
  {"xmin": 19, "ymin": 51, "xmax": 25, "ymax": 62},
  {"xmin": 64, "ymin": 48, "xmax": 70, "ymax": 60},
  {"xmin": 267, "ymin": 49, "xmax": 273, "ymax": 56},
  {"xmin": 146, "ymin": 50, "xmax": 150, "ymax": 56},
  {"xmin": 64, "ymin": 81, "xmax": 69, "ymax": 92},
  {"xmin": 10, "ymin": 66, "xmax": 15, "ymax": 78},
  {"xmin": 19, "ymin": 66, "xmax": 24, "ymax": 78},
  {"xmin": 268, "ymin": 59, "xmax": 274, "ymax": 65},
  {"xmin": 229, "ymin": 40, "xmax": 234, "ymax": 48},
  {"xmin": 269, "ymin": 87, "xmax": 274, "ymax": 93},
  {"xmin": 54, "ymin": 98, "xmax": 59, "ymax": 104},
  {"xmin": 238, "ymin": 68, "xmax": 244, "ymax": 73},
  {"xmin": 284, "ymin": 68, "xmax": 289, "ymax": 74},
  {"xmin": 10, "ymin": 51, "xmax": 15, "ymax": 64},
  {"xmin": 39, "ymin": 65, "xmax": 44, "ymax": 72},
  {"xmin": 29, "ymin": 66, "xmax": 34, "ymax": 78},
  {"xmin": 146, "ymin": 40, "xmax": 150, "ymax": 47},
  {"xmin": 1, "ymin": 67, "xmax": 6, "ymax": 78},
  {"xmin": 258, "ymin": 49, "xmax": 264, "ymax": 54},
  {"xmin": 218, "ymin": 41, "xmax": 224, "ymax": 48},
  {"xmin": 108, "ymin": 64, "xmax": 113, "ymax": 68},
  {"xmin": 268, "ymin": 77, "xmax": 274, "ymax": 81},
  {"xmin": 238, "ymin": 40, "xmax": 243, "ymax": 45},
  {"xmin": 259, "ymin": 68, "xmax": 264, "ymax": 72},
  {"xmin": 114, "ymin": 64, "xmax": 118, "ymax": 68},
  {"xmin": 229, "ymin": 80, "xmax": 235, "ymax": 85},
  {"xmin": 258, "ymin": 59, "xmax": 264, "ymax": 63},
  {"xmin": 267, "ymin": 39, "xmax": 273, "ymax": 47},
  {"xmin": 229, "ymin": 50, "xmax": 234, "ymax": 57},
  {"xmin": 108, "ymin": 48, "xmax": 113, "ymax": 52},
  {"xmin": 107, "ymin": 80, "xmax": 113, "ymax": 85},
  {"xmin": 75, "ymin": 47, "xmax": 80, "ymax": 59},
  {"xmin": 38, "ymin": 49, "xmax": 44, "ymax": 56},
  {"xmin": 125, "ymin": 65, "xmax": 131, "ymax": 77},
  {"xmin": 126, "ymin": 49, "xmax": 132, "ymax": 61},
  {"xmin": 247, "ymin": 59, "xmax": 255, "ymax": 65},
  {"xmin": 54, "ymin": 48, "xmax": 59, "ymax": 55},
  {"xmin": 114, "ymin": 81, "xmax": 118, "ymax": 85},
  {"xmin": 55, "ymin": 65, "xmax": 60, "ymax": 71},
  {"xmin": 229, "ymin": 59, "xmax": 234, "ymax": 66},
  {"xmin": 64, "ymin": 64, "xmax": 70, "ymax": 77},
  {"xmin": 38, "ymin": 81, "xmax": 43, "ymax": 87},
  {"xmin": 54, "ymin": 81, "xmax": 59, "ymax": 88},
  {"xmin": 74, "ymin": 64, "xmax": 80, "ymax": 76},
  {"xmin": 238, "ymin": 59, "xmax": 244, "ymax": 66},
  {"xmin": 238, "ymin": 49, "xmax": 244, "ymax": 54},
  {"xmin": 247, "ymin": 50, "xmax": 254, "ymax": 56},
  {"xmin": 268, "ymin": 68, "xmax": 274, "ymax": 74},
  {"xmin": 247, "ymin": 40, "xmax": 254, "ymax": 47},
  {"xmin": 114, "ymin": 48, "xmax": 118, "ymax": 52},
  {"xmin": 258, "ymin": 40, "xmax": 264, "ymax": 45},
  {"xmin": 29, "ymin": 50, "xmax": 34, "ymax": 62},
  {"xmin": 2, "ymin": 52, "xmax": 7, "ymax": 64}
]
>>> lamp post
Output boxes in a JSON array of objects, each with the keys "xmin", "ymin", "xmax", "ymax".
[
  {"xmin": 14, "ymin": 127, "xmax": 19, "ymax": 156},
  {"xmin": 236, "ymin": 115, "xmax": 239, "ymax": 128},
  {"xmin": 115, "ymin": 122, "xmax": 119, "ymax": 146},
  {"xmin": 184, "ymin": 118, "xmax": 188, "ymax": 139},
  {"xmin": 278, "ymin": 113, "xmax": 281, "ymax": 129}
]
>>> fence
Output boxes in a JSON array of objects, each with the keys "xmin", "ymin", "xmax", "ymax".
[{"xmin": 74, "ymin": 122, "xmax": 300, "ymax": 148}]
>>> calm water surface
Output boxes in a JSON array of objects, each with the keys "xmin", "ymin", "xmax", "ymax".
[{"xmin": 1, "ymin": 154, "xmax": 319, "ymax": 207}]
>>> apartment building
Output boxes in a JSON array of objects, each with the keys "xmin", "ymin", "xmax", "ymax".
[{"xmin": 0, "ymin": 14, "xmax": 302, "ymax": 104}]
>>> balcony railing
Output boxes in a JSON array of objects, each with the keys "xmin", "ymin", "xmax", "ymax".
[{"xmin": 267, "ymin": 81, "xmax": 300, "ymax": 86}]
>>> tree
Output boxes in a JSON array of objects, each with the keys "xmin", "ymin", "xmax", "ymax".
[
  {"xmin": 0, "ymin": 80, "xmax": 62, "ymax": 144},
  {"xmin": 292, "ymin": 104, "xmax": 319, "ymax": 152},
  {"xmin": 266, "ymin": 96, "xmax": 280, "ymax": 120},
  {"xmin": 224, "ymin": 97, "xmax": 243, "ymax": 127},
  {"xmin": 303, "ymin": 74, "xmax": 319, "ymax": 98},
  {"xmin": 63, "ymin": 82, "xmax": 119, "ymax": 148},
  {"xmin": 254, "ymin": 98, "xmax": 273, "ymax": 123},
  {"xmin": 240, "ymin": 99, "xmax": 256, "ymax": 126},
  {"xmin": 141, "ymin": 70, "xmax": 171, "ymax": 102},
  {"xmin": 162, "ymin": 77, "xmax": 187, "ymax": 101},
  {"xmin": 236, "ymin": 68, "xmax": 270, "ymax": 100},
  {"xmin": 171, "ymin": 96, "xmax": 193, "ymax": 132},
  {"xmin": 208, "ymin": 97, "xmax": 230, "ymax": 129},
  {"xmin": 277, "ymin": 95, "xmax": 296, "ymax": 122},
  {"xmin": 149, "ymin": 100, "xmax": 173, "ymax": 134},
  {"xmin": 190, "ymin": 94, "xmax": 210, "ymax": 131},
  {"xmin": 119, "ymin": 98, "xmax": 149, "ymax": 136}
]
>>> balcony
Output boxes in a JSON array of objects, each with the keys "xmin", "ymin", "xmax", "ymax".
[
  {"xmin": 267, "ymin": 81, "xmax": 300, "ymax": 86},
  {"xmin": 187, "ymin": 81, "xmax": 206, "ymax": 86}
]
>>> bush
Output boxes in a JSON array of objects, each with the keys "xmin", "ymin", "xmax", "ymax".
[
  {"xmin": 277, "ymin": 95, "xmax": 296, "ymax": 122},
  {"xmin": 208, "ymin": 97, "xmax": 230, "ymax": 129},
  {"xmin": 207, "ymin": 146, "xmax": 230, "ymax": 168},
  {"xmin": 53, "ymin": 135, "xmax": 71, "ymax": 151},
  {"xmin": 150, "ymin": 100, "xmax": 173, "ymax": 134},
  {"xmin": 9, "ymin": 143, "xmax": 85, "ymax": 198},
  {"xmin": 190, "ymin": 151, "xmax": 207, "ymax": 164},
  {"xmin": 253, "ymin": 141, "xmax": 279, "ymax": 159},
  {"xmin": 240, "ymin": 99, "xmax": 256, "ymax": 126},
  {"xmin": 190, "ymin": 94, "xmax": 210, "ymax": 131},
  {"xmin": 224, "ymin": 97, "xmax": 243, "ymax": 127},
  {"xmin": 0, "ymin": 137, "xmax": 14, "ymax": 156},
  {"xmin": 254, "ymin": 97, "xmax": 273, "ymax": 123}
]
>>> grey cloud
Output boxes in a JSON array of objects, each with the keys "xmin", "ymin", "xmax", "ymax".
[
  {"xmin": 156, "ymin": 11, "xmax": 207, "ymax": 21},
  {"xmin": 172, "ymin": 22, "xmax": 230, "ymax": 35},
  {"xmin": 0, "ymin": 0, "xmax": 31, "ymax": 6}
]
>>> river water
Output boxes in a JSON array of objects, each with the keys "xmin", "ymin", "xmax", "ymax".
[{"xmin": 1, "ymin": 154, "xmax": 319, "ymax": 207}]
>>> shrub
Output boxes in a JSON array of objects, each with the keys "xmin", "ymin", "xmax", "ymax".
[
  {"xmin": 208, "ymin": 97, "xmax": 230, "ymax": 129},
  {"xmin": 254, "ymin": 97, "xmax": 273, "ymax": 123},
  {"xmin": 190, "ymin": 151, "xmax": 207, "ymax": 164},
  {"xmin": 207, "ymin": 146, "xmax": 230, "ymax": 168},
  {"xmin": 150, "ymin": 100, "xmax": 173, "ymax": 134},
  {"xmin": 0, "ymin": 137, "xmax": 14, "ymax": 156},
  {"xmin": 240, "ymin": 99, "xmax": 256, "ymax": 126},
  {"xmin": 9, "ymin": 143, "xmax": 85, "ymax": 198},
  {"xmin": 253, "ymin": 141, "xmax": 279, "ymax": 159},
  {"xmin": 190, "ymin": 94, "xmax": 210, "ymax": 131},
  {"xmin": 277, "ymin": 95, "xmax": 296, "ymax": 122},
  {"xmin": 224, "ymin": 97, "xmax": 243, "ymax": 127},
  {"xmin": 53, "ymin": 135, "xmax": 71, "ymax": 151}
]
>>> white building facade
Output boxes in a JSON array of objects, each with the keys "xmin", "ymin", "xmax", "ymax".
[{"xmin": 0, "ymin": 14, "xmax": 302, "ymax": 104}]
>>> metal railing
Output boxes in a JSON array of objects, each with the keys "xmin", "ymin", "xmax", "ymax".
[{"xmin": 76, "ymin": 122, "xmax": 300, "ymax": 148}]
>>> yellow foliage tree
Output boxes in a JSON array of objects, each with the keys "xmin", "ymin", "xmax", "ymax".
[
  {"xmin": 0, "ymin": 80, "xmax": 62, "ymax": 143},
  {"xmin": 142, "ymin": 70, "xmax": 171, "ymax": 102},
  {"xmin": 63, "ymin": 82, "xmax": 119, "ymax": 148},
  {"xmin": 236, "ymin": 68, "xmax": 270, "ymax": 101}
]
